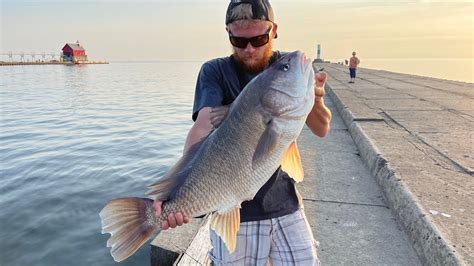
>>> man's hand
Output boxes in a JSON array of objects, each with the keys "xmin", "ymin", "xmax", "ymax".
[
  {"xmin": 210, "ymin": 105, "xmax": 230, "ymax": 128},
  {"xmin": 305, "ymin": 70, "xmax": 331, "ymax": 137},
  {"xmin": 153, "ymin": 200, "xmax": 190, "ymax": 229},
  {"xmin": 314, "ymin": 71, "xmax": 327, "ymax": 100}
]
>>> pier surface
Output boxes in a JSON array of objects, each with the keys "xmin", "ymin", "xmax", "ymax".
[
  {"xmin": 151, "ymin": 64, "xmax": 473, "ymax": 265},
  {"xmin": 316, "ymin": 63, "xmax": 472, "ymax": 265}
]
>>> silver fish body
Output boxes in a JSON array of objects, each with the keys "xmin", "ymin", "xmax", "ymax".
[{"xmin": 99, "ymin": 50, "xmax": 315, "ymax": 262}]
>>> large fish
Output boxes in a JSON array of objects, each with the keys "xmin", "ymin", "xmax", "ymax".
[{"xmin": 99, "ymin": 50, "xmax": 315, "ymax": 262}]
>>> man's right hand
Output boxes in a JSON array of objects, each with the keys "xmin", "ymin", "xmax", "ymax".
[
  {"xmin": 210, "ymin": 105, "xmax": 230, "ymax": 128},
  {"xmin": 153, "ymin": 200, "xmax": 190, "ymax": 229}
]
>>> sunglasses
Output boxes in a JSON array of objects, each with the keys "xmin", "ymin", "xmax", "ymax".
[{"xmin": 229, "ymin": 26, "xmax": 272, "ymax": 49}]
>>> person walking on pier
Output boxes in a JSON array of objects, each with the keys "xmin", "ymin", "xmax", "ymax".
[
  {"xmin": 153, "ymin": 0, "xmax": 331, "ymax": 264},
  {"xmin": 349, "ymin": 51, "xmax": 360, "ymax": 83}
]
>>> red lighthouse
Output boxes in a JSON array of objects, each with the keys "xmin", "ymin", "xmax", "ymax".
[{"xmin": 61, "ymin": 41, "xmax": 88, "ymax": 63}]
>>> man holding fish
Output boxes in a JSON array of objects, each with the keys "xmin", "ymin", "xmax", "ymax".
[
  {"xmin": 155, "ymin": 0, "xmax": 331, "ymax": 264},
  {"xmin": 100, "ymin": 0, "xmax": 331, "ymax": 264}
]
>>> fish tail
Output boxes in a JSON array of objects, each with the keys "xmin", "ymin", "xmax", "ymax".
[{"xmin": 99, "ymin": 197, "xmax": 160, "ymax": 262}]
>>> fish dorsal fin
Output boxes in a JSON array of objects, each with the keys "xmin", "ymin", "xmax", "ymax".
[
  {"xmin": 210, "ymin": 207, "xmax": 241, "ymax": 253},
  {"xmin": 281, "ymin": 141, "xmax": 304, "ymax": 182},
  {"xmin": 252, "ymin": 119, "xmax": 281, "ymax": 167},
  {"xmin": 146, "ymin": 140, "xmax": 203, "ymax": 200}
]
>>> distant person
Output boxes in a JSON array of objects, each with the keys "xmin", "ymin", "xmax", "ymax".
[{"xmin": 349, "ymin": 51, "xmax": 360, "ymax": 83}]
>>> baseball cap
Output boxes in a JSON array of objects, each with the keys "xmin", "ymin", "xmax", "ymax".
[
  {"xmin": 226, "ymin": 0, "xmax": 275, "ymax": 25},
  {"xmin": 226, "ymin": 0, "xmax": 277, "ymax": 38}
]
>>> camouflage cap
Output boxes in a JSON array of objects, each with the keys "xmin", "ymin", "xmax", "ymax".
[{"xmin": 225, "ymin": 0, "xmax": 275, "ymax": 25}]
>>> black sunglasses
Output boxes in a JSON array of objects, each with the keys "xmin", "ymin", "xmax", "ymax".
[{"xmin": 229, "ymin": 26, "xmax": 272, "ymax": 49}]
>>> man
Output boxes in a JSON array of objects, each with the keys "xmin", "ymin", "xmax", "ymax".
[
  {"xmin": 154, "ymin": 0, "xmax": 331, "ymax": 264},
  {"xmin": 349, "ymin": 51, "xmax": 360, "ymax": 83}
]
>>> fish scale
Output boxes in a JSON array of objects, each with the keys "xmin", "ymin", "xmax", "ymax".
[{"xmin": 160, "ymin": 108, "xmax": 270, "ymax": 217}]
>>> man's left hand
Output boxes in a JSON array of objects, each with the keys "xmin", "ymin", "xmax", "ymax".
[
  {"xmin": 314, "ymin": 71, "xmax": 327, "ymax": 100},
  {"xmin": 305, "ymin": 70, "xmax": 332, "ymax": 137}
]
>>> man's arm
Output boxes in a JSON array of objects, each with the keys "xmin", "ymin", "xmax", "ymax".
[
  {"xmin": 183, "ymin": 107, "xmax": 215, "ymax": 153},
  {"xmin": 305, "ymin": 72, "xmax": 332, "ymax": 137}
]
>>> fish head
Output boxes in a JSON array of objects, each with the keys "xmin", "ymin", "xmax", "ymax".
[{"xmin": 258, "ymin": 51, "xmax": 315, "ymax": 120}]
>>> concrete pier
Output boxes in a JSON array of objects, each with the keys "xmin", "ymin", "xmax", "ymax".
[
  {"xmin": 295, "ymin": 96, "xmax": 420, "ymax": 265},
  {"xmin": 316, "ymin": 63, "xmax": 472, "ymax": 265},
  {"xmin": 150, "ymin": 64, "xmax": 473, "ymax": 265}
]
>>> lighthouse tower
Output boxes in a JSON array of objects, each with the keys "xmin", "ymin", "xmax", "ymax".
[
  {"xmin": 317, "ymin": 44, "xmax": 321, "ymax": 60},
  {"xmin": 314, "ymin": 43, "xmax": 324, "ymax": 63}
]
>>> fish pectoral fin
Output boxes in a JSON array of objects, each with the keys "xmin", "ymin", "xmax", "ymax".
[
  {"xmin": 252, "ymin": 120, "xmax": 281, "ymax": 167},
  {"xmin": 280, "ymin": 141, "xmax": 304, "ymax": 182},
  {"xmin": 210, "ymin": 207, "xmax": 241, "ymax": 253}
]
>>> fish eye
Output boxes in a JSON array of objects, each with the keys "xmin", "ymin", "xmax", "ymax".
[{"xmin": 281, "ymin": 63, "xmax": 290, "ymax": 72}]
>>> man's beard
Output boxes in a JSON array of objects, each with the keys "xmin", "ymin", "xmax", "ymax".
[{"xmin": 232, "ymin": 43, "xmax": 274, "ymax": 73}]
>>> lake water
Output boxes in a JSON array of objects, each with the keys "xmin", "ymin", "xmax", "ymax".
[
  {"xmin": 1, "ymin": 58, "xmax": 472, "ymax": 266},
  {"xmin": 0, "ymin": 62, "xmax": 201, "ymax": 266}
]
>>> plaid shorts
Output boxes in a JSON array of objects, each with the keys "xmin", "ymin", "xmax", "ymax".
[{"xmin": 209, "ymin": 209, "xmax": 320, "ymax": 266}]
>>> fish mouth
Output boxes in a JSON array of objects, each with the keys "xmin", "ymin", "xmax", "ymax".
[
  {"xmin": 301, "ymin": 52, "xmax": 311, "ymax": 73},
  {"xmin": 302, "ymin": 52, "xmax": 313, "ymax": 80},
  {"xmin": 297, "ymin": 52, "xmax": 314, "ymax": 96},
  {"xmin": 280, "ymin": 52, "xmax": 314, "ymax": 119},
  {"xmin": 261, "ymin": 51, "xmax": 315, "ymax": 120},
  {"xmin": 274, "ymin": 51, "xmax": 313, "ymax": 99}
]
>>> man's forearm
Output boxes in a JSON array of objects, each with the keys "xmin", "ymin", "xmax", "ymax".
[
  {"xmin": 183, "ymin": 123, "xmax": 211, "ymax": 153},
  {"xmin": 183, "ymin": 107, "xmax": 214, "ymax": 153},
  {"xmin": 306, "ymin": 97, "xmax": 332, "ymax": 137}
]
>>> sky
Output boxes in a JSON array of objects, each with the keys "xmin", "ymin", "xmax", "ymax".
[{"xmin": 0, "ymin": 0, "xmax": 473, "ymax": 62}]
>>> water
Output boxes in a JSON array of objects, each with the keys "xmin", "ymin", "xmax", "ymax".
[{"xmin": 0, "ymin": 62, "xmax": 201, "ymax": 266}]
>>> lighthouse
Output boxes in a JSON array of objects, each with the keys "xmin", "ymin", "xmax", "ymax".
[
  {"xmin": 317, "ymin": 44, "xmax": 321, "ymax": 60},
  {"xmin": 314, "ymin": 43, "xmax": 324, "ymax": 63}
]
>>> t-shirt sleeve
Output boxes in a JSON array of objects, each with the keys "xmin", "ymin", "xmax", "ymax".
[{"xmin": 192, "ymin": 61, "xmax": 225, "ymax": 121}]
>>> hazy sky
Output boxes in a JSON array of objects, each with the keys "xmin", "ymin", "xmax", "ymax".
[{"xmin": 1, "ymin": 0, "xmax": 473, "ymax": 62}]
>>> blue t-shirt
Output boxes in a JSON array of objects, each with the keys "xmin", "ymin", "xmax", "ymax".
[{"xmin": 192, "ymin": 51, "xmax": 300, "ymax": 222}]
